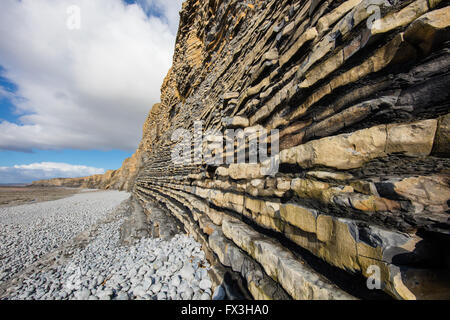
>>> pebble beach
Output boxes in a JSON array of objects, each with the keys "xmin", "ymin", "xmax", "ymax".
[{"xmin": 0, "ymin": 191, "xmax": 216, "ymax": 300}]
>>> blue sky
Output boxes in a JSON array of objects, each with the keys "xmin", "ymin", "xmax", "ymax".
[
  {"xmin": 0, "ymin": 67, "xmax": 20, "ymax": 124},
  {"xmin": 0, "ymin": 0, "xmax": 183, "ymax": 183},
  {"xmin": 0, "ymin": 149, "xmax": 131, "ymax": 170}
]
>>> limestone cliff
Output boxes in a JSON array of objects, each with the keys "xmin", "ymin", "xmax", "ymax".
[
  {"xmin": 33, "ymin": 151, "xmax": 139, "ymax": 190},
  {"xmin": 36, "ymin": 0, "xmax": 450, "ymax": 300}
]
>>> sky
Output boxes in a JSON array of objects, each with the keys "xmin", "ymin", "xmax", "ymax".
[{"xmin": 0, "ymin": 0, "xmax": 183, "ymax": 183}]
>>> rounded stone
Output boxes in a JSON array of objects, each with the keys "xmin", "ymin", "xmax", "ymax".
[
  {"xmin": 115, "ymin": 292, "xmax": 129, "ymax": 300},
  {"xmin": 199, "ymin": 279, "xmax": 212, "ymax": 290},
  {"xmin": 200, "ymin": 292, "xmax": 211, "ymax": 300},
  {"xmin": 150, "ymin": 282, "xmax": 162, "ymax": 294},
  {"xmin": 171, "ymin": 276, "xmax": 181, "ymax": 287},
  {"xmin": 212, "ymin": 285, "xmax": 226, "ymax": 300},
  {"xmin": 179, "ymin": 264, "xmax": 195, "ymax": 281},
  {"xmin": 156, "ymin": 291, "xmax": 167, "ymax": 300}
]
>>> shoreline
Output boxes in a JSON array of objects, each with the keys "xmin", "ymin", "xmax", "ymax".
[{"xmin": 0, "ymin": 186, "xmax": 99, "ymax": 208}]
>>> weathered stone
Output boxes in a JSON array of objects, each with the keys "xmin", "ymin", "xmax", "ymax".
[
  {"xmin": 393, "ymin": 176, "xmax": 450, "ymax": 211},
  {"xmin": 316, "ymin": 0, "xmax": 362, "ymax": 34},
  {"xmin": 208, "ymin": 229, "xmax": 290, "ymax": 300},
  {"xmin": 215, "ymin": 167, "xmax": 228, "ymax": 177},
  {"xmin": 404, "ymin": 6, "xmax": 450, "ymax": 55},
  {"xmin": 280, "ymin": 120, "xmax": 440, "ymax": 170},
  {"xmin": 222, "ymin": 116, "xmax": 249, "ymax": 128},
  {"xmin": 282, "ymin": 124, "xmax": 387, "ymax": 170},
  {"xmin": 228, "ymin": 163, "xmax": 263, "ymax": 180},
  {"xmin": 224, "ymin": 92, "xmax": 239, "ymax": 100},
  {"xmin": 386, "ymin": 119, "xmax": 437, "ymax": 156},
  {"xmin": 222, "ymin": 218, "xmax": 356, "ymax": 300},
  {"xmin": 433, "ymin": 113, "xmax": 450, "ymax": 157},
  {"xmin": 279, "ymin": 28, "xmax": 318, "ymax": 67},
  {"xmin": 299, "ymin": 50, "xmax": 344, "ymax": 88},
  {"xmin": 263, "ymin": 48, "xmax": 279, "ymax": 61},
  {"xmin": 280, "ymin": 203, "xmax": 317, "ymax": 234}
]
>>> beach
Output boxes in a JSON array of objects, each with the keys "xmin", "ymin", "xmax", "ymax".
[{"xmin": 0, "ymin": 191, "xmax": 215, "ymax": 300}]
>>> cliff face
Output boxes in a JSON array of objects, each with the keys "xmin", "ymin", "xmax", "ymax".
[{"xmin": 35, "ymin": 0, "xmax": 450, "ymax": 300}]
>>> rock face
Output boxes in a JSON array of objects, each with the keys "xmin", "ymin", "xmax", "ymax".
[{"xmin": 35, "ymin": 0, "xmax": 450, "ymax": 300}]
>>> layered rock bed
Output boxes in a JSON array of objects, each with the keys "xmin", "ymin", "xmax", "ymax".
[
  {"xmin": 132, "ymin": 0, "xmax": 450, "ymax": 300},
  {"xmin": 35, "ymin": 0, "xmax": 450, "ymax": 300},
  {"xmin": 0, "ymin": 192, "xmax": 215, "ymax": 300}
]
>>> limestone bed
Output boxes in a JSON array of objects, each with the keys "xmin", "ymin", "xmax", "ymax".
[{"xmin": 0, "ymin": 191, "xmax": 215, "ymax": 300}]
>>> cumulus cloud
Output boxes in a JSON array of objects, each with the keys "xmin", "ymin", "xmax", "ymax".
[
  {"xmin": 0, "ymin": 0, "xmax": 183, "ymax": 152},
  {"xmin": 136, "ymin": 0, "xmax": 184, "ymax": 33},
  {"xmin": 0, "ymin": 162, "xmax": 105, "ymax": 184}
]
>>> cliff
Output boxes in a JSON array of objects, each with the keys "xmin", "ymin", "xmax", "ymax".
[{"xmin": 35, "ymin": 0, "xmax": 450, "ymax": 300}]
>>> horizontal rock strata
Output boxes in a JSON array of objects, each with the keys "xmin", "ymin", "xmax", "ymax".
[{"xmin": 36, "ymin": 0, "xmax": 450, "ymax": 299}]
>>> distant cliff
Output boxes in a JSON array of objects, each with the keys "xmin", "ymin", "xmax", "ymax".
[
  {"xmin": 32, "ymin": 150, "xmax": 139, "ymax": 190},
  {"xmin": 35, "ymin": 0, "xmax": 450, "ymax": 300}
]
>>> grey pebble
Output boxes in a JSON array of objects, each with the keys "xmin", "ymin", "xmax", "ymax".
[{"xmin": 0, "ymin": 192, "xmax": 213, "ymax": 301}]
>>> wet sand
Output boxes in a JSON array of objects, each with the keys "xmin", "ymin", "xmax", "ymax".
[{"xmin": 0, "ymin": 186, "xmax": 85, "ymax": 208}]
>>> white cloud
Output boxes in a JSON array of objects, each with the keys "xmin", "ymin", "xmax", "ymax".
[
  {"xmin": 0, "ymin": 162, "xmax": 105, "ymax": 184},
  {"xmin": 0, "ymin": 0, "xmax": 183, "ymax": 152},
  {"xmin": 136, "ymin": 0, "xmax": 184, "ymax": 33}
]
